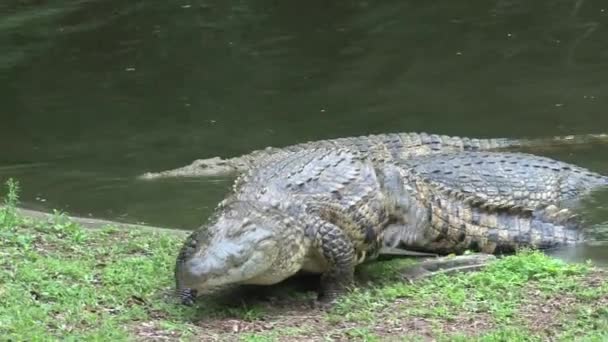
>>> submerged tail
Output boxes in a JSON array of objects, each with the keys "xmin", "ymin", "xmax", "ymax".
[
  {"xmin": 582, "ymin": 223, "xmax": 608, "ymax": 243},
  {"xmin": 491, "ymin": 133, "xmax": 608, "ymax": 150}
]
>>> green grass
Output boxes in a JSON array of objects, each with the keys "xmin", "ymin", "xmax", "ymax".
[{"xmin": 1, "ymin": 179, "xmax": 607, "ymax": 341}]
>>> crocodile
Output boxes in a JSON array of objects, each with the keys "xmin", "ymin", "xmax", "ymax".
[
  {"xmin": 139, "ymin": 131, "xmax": 608, "ymax": 179},
  {"xmin": 174, "ymin": 148, "xmax": 608, "ymax": 306}
]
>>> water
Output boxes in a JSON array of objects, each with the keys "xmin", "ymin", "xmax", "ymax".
[{"xmin": 1, "ymin": 1, "xmax": 607, "ymax": 263}]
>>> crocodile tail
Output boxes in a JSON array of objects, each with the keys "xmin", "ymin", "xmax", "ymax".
[
  {"xmin": 582, "ymin": 223, "xmax": 608, "ymax": 243},
  {"xmin": 420, "ymin": 195, "xmax": 585, "ymax": 255},
  {"xmin": 573, "ymin": 181, "xmax": 608, "ymax": 243},
  {"xmin": 481, "ymin": 133, "xmax": 608, "ymax": 151},
  {"xmin": 395, "ymin": 132, "xmax": 608, "ymax": 154}
]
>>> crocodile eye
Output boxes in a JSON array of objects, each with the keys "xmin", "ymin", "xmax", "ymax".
[{"xmin": 194, "ymin": 160, "xmax": 210, "ymax": 169}]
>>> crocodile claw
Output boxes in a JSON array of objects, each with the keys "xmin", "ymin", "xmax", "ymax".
[
  {"xmin": 311, "ymin": 294, "xmax": 340, "ymax": 311},
  {"xmin": 178, "ymin": 288, "xmax": 198, "ymax": 306}
]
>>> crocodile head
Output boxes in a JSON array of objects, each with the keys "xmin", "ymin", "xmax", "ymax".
[
  {"xmin": 174, "ymin": 200, "xmax": 305, "ymax": 304},
  {"xmin": 138, "ymin": 157, "xmax": 239, "ymax": 179}
]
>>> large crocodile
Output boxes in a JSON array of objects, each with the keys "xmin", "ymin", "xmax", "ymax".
[
  {"xmin": 174, "ymin": 148, "xmax": 608, "ymax": 306},
  {"xmin": 139, "ymin": 131, "xmax": 608, "ymax": 179}
]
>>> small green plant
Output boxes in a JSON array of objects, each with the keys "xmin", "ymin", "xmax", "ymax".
[
  {"xmin": 344, "ymin": 327, "xmax": 380, "ymax": 341},
  {"xmin": 1, "ymin": 178, "xmax": 21, "ymax": 232},
  {"xmin": 3, "ymin": 177, "xmax": 20, "ymax": 207},
  {"xmin": 48, "ymin": 209, "xmax": 88, "ymax": 243}
]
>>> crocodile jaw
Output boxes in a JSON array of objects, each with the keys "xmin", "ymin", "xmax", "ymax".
[
  {"xmin": 138, "ymin": 157, "xmax": 238, "ymax": 179},
  {"xmin": 177, "ymin": 230, "xmax": 283, "ymax": 292}
]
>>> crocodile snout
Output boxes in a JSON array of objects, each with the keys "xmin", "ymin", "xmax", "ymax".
[{"xmin": 178, "ymin": 257, "xmax": 215, "ymax": 289}]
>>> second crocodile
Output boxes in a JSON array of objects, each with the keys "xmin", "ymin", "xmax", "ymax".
[{"xmin": 139, "ymin": 131, "xmax": 608, "ymax": 179}]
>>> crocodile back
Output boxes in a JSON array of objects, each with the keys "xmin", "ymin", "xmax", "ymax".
[
  {"xmin": 242, "ymin": 132, "xmax": 521, "ymax": 168},
  {"xmin": 403, "ymin": 151, "xmax": 608, "ymax": 211},
  {"xmin": 232, "ymin": 148, "xmax": 392, "ymax": 260}
]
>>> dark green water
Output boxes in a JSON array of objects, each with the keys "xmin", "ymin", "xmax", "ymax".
[{"xmin": 1, "ymin": 1, "xmax": 607, "ymax": 263}]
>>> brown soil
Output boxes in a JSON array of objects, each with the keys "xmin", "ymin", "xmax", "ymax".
[{"xmin": 518, "ymin": 269, "xmax": 608, "ymax": 338}]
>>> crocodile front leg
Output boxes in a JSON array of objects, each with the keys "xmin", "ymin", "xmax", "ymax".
[
  {"xmin": 174, "ymin": 231, "xmax": 200, "ymax": 305},
  {"xmin": 310, "ymin": 219, "xmax": 357, "ymax": 307}
]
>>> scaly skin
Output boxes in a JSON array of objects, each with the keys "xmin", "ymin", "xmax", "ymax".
[
  {"xmin": 174, "ymin": 148, "xmax": 400, "ymax": 306},
  {"xmin": 139, "ymin": 131, "xmax": 608, "ymax": 179},
  {"xmin": 174, "ymin": 148, "xmax": 608, "ymax": 307},
  {"xmin": 383, "ymin": 151, "xmax": 608, "ymax": 255}
]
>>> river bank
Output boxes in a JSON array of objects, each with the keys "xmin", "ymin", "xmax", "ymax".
[{"xmin": 1, "ymin": 180, "xmax": 607, "ymax": 341}]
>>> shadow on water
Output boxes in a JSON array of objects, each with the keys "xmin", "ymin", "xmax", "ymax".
[{"xmin": 1, "ymin": 1, "xmax": 607, "ymax": 264}]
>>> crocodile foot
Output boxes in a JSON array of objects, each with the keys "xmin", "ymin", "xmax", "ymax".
[
  {"xmin": 310, "ymin": 276, "xmax": 354, "ymax": 311},
  {"xmin": 178, "ymin": 288, "xmax": 198, "ymax": 306},
  {"xmin": 401, "ymin": 253, "xmax": 497, "ymax": 283},
  {"xmin": 310, "ymin": 296, "xmax": 340, "ymax": 311}
]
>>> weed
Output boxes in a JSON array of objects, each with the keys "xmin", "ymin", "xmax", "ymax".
[
  {"xmin": 344, "ymin": 327, "xmax": 381, "ymax": 341},
  {"xmin": 0, "ymin": 178, "xmax": 21, "ymax": 229}
]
